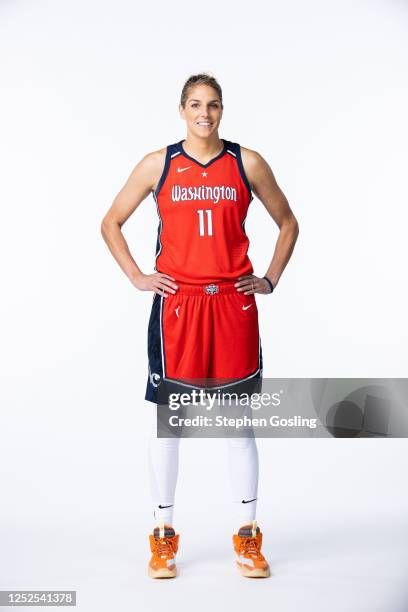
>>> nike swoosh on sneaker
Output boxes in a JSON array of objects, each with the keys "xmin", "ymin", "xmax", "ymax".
[
  {"xmin": 242, "ymin": 304, "xmax": 253, "ymax": 310},
  {"xmin": 158, "ymin": 504, "xmax": 173, "ymax": 509},
  {"xmin": 242, "ymin": 498, "xmax": 257, "ymax": 504},
  {"xmin": 177, "ymin": 166, "xmax": 192, "ymax": 173}
]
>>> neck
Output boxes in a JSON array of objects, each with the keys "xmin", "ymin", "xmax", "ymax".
[{"xmin": 182, "ymin": 134, "xmax": 223, "ymax": 159}]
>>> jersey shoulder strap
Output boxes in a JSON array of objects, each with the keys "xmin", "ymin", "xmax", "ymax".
[
  {"xmin": 153, "ymin": 143, "xmax": 182, "ymax": 197},
  {"xmin": 224, "ymin": 139, "xmax": 253, "ymax": 201},
  {"xmin": 223, "ymin": 139, "xmax": 238, "ymax": 155}
]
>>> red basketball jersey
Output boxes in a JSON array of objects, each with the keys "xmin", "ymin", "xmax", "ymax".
[{"xmin": 153, "ymin": 138, "xmax": 254, "ymax": 284}]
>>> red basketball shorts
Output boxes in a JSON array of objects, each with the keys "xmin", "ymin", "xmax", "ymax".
[{"xmin": 145, "ymin": 280, "xmax": 263, "ymax": 404}]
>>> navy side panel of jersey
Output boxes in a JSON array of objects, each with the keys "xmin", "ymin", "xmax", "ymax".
[{"xmin": 145, "ymin": 293, "xmax": 163, "ymax": 404}]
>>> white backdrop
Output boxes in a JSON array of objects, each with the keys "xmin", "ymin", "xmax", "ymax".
[{"xmin": 1, "ymin": 1, "xmax": 407, "ymax": 611}]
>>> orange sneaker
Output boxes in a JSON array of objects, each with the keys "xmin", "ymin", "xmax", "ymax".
[
  {"xmin": 233, "ymin": 520, "xmax": 270, "ymax": 578},
  {"xmin": 148, "ymin": 520, "xmax": 179, "ymax": 578}
]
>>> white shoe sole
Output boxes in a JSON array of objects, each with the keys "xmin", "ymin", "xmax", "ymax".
[
  {"xmin": 148, "ymin": 565, "xmax": 177, "ymax": 579},
  {"xmin": 236, "ymin": 561, "xmax": 270, "ymax": 578}
]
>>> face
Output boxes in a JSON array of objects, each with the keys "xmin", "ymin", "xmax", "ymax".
[{"xmin": 179, "ymin": 84, "xmax": 223, "ymax": 138}]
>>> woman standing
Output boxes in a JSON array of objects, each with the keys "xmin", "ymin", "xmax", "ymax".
[{"xmin": 101, "ymin": 73, "xmax": 299, "ymax": 578}]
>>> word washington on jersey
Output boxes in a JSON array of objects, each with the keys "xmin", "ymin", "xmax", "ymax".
[{"xmin": 171, "ymin": 184, "xmax": 238, "ymax": 204}]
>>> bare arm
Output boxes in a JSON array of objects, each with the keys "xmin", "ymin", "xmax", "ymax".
[
  {"xmin": 237, "ymin": 147, "xmax": 299, "ymax": 294},
  {"xmin": 100, "ymin": 149, "xmax": 178, "ymax": 297}
]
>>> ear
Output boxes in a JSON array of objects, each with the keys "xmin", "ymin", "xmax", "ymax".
[{"xmin": 179, "ymin": 104, "xmax": 185, "ymax": 119}]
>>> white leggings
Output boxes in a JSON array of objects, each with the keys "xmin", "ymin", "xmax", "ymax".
[{"xmin": 148, "ymin": 411, "xmax": 259, "ymax": 527}]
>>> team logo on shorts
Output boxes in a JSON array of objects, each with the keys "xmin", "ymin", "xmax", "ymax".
[
  {"xmin": 204, "ymin": 284, "xmax": 219, "ymax": 295},
  {"xmin": 148, "ymin": 364, "xmax": 162, "ymax": 387}
]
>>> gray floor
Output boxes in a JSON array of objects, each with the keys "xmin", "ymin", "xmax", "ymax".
[
  {"xmin": 1, "ymin": 512, "xmax": 407, "ymax": 612},
  {"xmin": 1, "ymin": 437, "xmax": 407, "ymax": 612}
]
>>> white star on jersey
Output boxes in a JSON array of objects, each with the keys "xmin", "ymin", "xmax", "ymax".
[{"xmin": 201, "ymin": 171, "xmax": 208, "ymax": 177}]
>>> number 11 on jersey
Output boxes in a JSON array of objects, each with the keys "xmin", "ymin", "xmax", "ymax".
[{"xmin": 197, "ymin": 209, "xmax": 213, "ymax": 237}]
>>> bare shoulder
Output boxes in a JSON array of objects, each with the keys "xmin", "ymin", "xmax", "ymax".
[
  {"xmin": 141, "ymin": 145, "xmax": 166, "ymax": 178},
  {"xmin": 240, "ymin": 145, "xmax": 277, "ymax": 190},
  {"xmin": 127, "ymin": 146, "xmax": 167, "ymax": 194},
  {"xmin": 142, "ymin": 146, "xmax": 167, "ymax": 168},
  {"xmin": 241, "ymin": 145, "xmax": 271, "ymax": 174},
  {"xmin": 149, "ymin": 147, "xmax": 167, "ymax": 193}
]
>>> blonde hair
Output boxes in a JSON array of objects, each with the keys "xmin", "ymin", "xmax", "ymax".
[{"xmin": 180, "ymin": 73, "xmax": 223, "ymax": 109}]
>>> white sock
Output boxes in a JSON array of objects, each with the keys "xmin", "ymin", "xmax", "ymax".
[
  {"xmin": 148, "ymin": 409, "xmax": 180, "ymax": 527},
  {"xmin": 226, "ymin": 435, "xmax": 259, "ymax": 525}
]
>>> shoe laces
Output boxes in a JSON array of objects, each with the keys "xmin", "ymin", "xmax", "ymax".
[
  {"xmin": 241, "ymin": 536, "xmax": 261, "ymax": 557},
  {"xmin": 154, "ymin": 536, "xmax": 175, "ymax": 558}
]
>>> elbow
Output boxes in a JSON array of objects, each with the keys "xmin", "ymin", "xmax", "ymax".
[
  {"xmin": 282, "ymin": 214, "xmax": 299, "ymax": 238},
  {"xmin": 100, "ymin": 214, "xmax": 117, "ymax": 240},
  {"xmin": 101, "ymin": 215, "xmax": 123, "ymax": 246},
  {"xmin": 292, "ymin": 217, "xmax": 299, "ymax": 238},
  {"xmin": 100, "ymin": 216, "xmax": 109, "ymax": 239},
  {"xmin": 287, "ymin": 213, "xmax": 299, "ymax": 239}
]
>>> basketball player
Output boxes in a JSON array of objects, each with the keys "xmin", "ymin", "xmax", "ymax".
[{"xmin": 101, "ymin": 74, "xmax": 299, "ymax": 578}]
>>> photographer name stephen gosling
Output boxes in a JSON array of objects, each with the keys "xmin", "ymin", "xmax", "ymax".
[{"xmin": 168, "ymin": 415, "xmax": 318, "ymax": 429}]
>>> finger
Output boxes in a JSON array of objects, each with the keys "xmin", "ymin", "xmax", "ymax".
[
  {"xmin": 157, "ymin": 282, "xmax": 176, "ymax": 294},
  {"xmin": 235, "ymin": 275, "xmax": 256, "ymax": 286},
  {"xmin": 160, "ymin": 274, "xmax": 176, "ymax": 281},
  {"xmin": 244, "ymin": 283, "xmax": 257, "ymax": 295},
  {"xmin": 245, "ymin": 281, "xmax": 259, "ymax": 295},
  {"xmin": 236, "ymin": 276, "xmax": 253, "ymax": 284},
  {"xmin": 160, "ymin": 278, "xmax": 179, "ymax": 290},
  {"xmin": 236, "ymin": 282, "xmax": 254, "ymax": 291}
]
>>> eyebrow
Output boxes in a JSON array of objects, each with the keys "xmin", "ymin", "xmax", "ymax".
[{"xmin": 189, "ymin": 99, "xmax": 220, "ymax": 103}]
